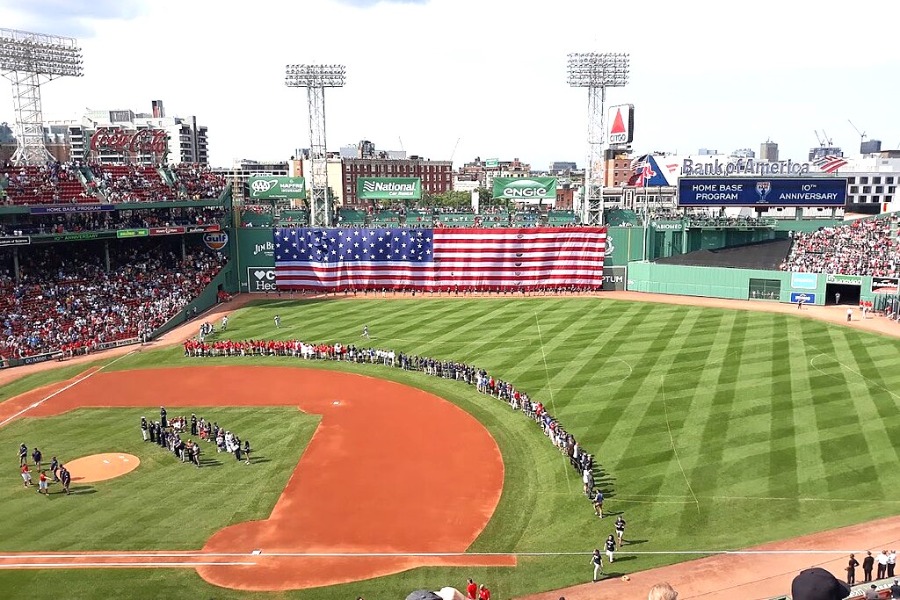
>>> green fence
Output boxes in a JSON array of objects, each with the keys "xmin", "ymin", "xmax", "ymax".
[{"xmin": 626, "ymin": 261, "xmax": 886, "ymax": 306}]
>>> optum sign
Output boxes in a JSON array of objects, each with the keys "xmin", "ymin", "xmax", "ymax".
[{"xmin": 492, "ymin": 177, "xmax": 557, "ymax": 201}]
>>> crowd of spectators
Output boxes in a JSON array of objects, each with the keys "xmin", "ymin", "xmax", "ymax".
[
  {"xmin": 0, "ymin": 239, "xmax": 226, "ymax": 360},
  {"xmin": 174, "ymin": 164, "xmax": 227, "ymax": 200},
  {"xmin": 0, "ymin": 207, "xmax": 227, "ymax": 237},
  {"xmin": 2, "ymin": 161, "xmax": 98, "ymax": 205},
  {"xmin": 3, "ymin": 160, "xmax": 227, "ymax": 205},
  {"xmin": 780, "ymin": 217, "xmax": 900, "ymax": 277}
]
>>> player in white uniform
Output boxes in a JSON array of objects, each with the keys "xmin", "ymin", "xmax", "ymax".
[
  {"xmin": 274, "ymin": 315, "xmax": 281, "ymax": 328},
  {"xmin": 361, "ymin": 325, "xmax": 369, "ymax": 339},
  {"xmin": 221, "ymin": 315, "xmax": 228, "ymax": 331}
]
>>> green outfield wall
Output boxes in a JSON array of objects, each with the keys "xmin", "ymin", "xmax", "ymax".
[{"xmin": 627, "ymin": 261, "xmax": 883, "ymax": 306}]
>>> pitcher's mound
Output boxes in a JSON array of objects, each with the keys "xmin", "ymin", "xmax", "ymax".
[{"xmin": 64, "ymin": 453, "xmax": 140, "ymax": 483}]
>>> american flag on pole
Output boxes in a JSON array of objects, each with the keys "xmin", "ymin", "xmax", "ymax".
[
  {"xmin": 627, "ymin": 155, "xmax": 656, "ymax": 187},
  {"xmin": 812, "ymin": 154, "xmax": 849, "ymax": 174},
  {"xmin": 274, "ymin": 227, "xmax": 607, "ymax": 291}
]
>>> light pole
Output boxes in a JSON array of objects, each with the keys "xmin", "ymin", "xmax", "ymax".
[
  {"xmin": 285, "ymin": 64, "xmax": 346, "ymax": 227},
  {"xmin": 0, "ymin": 28, "xmax": 83, "ymax": 165},
  {"xmin": 567, "ymin": 53, "xmax": 629, "ymax": 226}
]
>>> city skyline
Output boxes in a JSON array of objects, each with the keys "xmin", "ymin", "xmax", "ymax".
[{"xmin": 1, "ymin": 0, "xmax": 898, "ymax": 168}]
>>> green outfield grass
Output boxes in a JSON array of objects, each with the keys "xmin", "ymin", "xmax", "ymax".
[{"xmin": 3, "ymin": 297, "xmax": 900, "ymax": 600}]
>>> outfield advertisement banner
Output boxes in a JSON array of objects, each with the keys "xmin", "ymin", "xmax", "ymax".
[
  {"xmin": 492, "ymin": 177, "xmax": 558, "ymax": 201},
  {"xmin": 790, "ymin": 272, "xmax": 818, "ymax": 290},
  {"xmin": 32, "ymin": 231, "xmax": 114, "ymax": 244},
  {"xmin": 357, "ymin": 177, "xmax": 422, "ymax": 200},
  {"xmin": 790, "ymin": 292, "xmax": 816, "ymax": 304},
  {"xmin": 871, "ymin": 277, "xmax": 900, "ymax": 294},
  {"xmin": 116, "ymin": 228, "xmax": 149, "ymax": 239},
  {"xmin": 677, "ymin": 177, "xmax": 847, "ymax": 207},
  {"xmin": 30, "ymin": 204, "xmax": 116, "ymax": 215},
  {"xmin": 602, "ymin": 266, "xmax": 627, "ymax": 291},
  {"xmin": 150, "ymin": 226, "xmax": 186, "ymax": 236},
  {"xmin": 248, "ymin": 267, "xmax": 277, "ymax": 292},
  {"xmin": 248, "ymin": 176, "xmax": 307, "ymax": 200},
  {"xmin": 826, "ymin": 273, "xmax": 862, "ymax": 285},
  {"xmin": 0, "ymin": 236, "xmax": 30, "ymax": 247}
]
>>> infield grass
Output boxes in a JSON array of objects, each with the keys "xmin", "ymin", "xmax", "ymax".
[{"xmin": 3, "ymin": 297, "xmax": 900, "ymax": 599}]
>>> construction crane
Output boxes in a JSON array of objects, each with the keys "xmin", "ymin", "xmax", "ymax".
[
  {"xmin": 848, "ymin": 120, "xmax": 867, "ymax": 142},
  {"xmin": 449, "ymin": 137, "xmax": 461, "ymax": 162}
]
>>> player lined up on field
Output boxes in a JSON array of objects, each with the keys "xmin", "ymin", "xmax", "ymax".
[{"xmin": 140, "ymin": 407, "xmax": 251, "ymax": 466}]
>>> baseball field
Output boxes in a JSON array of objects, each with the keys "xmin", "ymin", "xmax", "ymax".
[{"xmin": 2, "ymin": 296, "xmax": 900, "ymax": 599}]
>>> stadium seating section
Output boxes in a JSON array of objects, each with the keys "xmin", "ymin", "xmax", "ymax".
[
  {"xmin": 547, "ymin": 210, "xmax": 577, "ymax": 226},
  {"xmin": 1, "ymin": 162, "xmax": 226, "ymax": 205},
  {"xmin": 0, "ymin": 238, "xmax": 226, "ymax": 360},
  {"xmin": 338, "ymin": 209, "xmax": 367, "ymax": 226},
  {"xmin": 781, "ymin": 215, "xmax": 900, "ymax": 277}
]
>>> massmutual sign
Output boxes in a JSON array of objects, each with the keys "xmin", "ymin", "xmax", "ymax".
[
  {"xmin": 357, "ymin": 177, "xmax": 422, "ymax": 200},
  {"xmin": 492, "ymin": 177, "xmax": 558, "ymax": 201},
  {"xmin": 682, "ymin": 158, "xmax": 814, "ymax": 176}
]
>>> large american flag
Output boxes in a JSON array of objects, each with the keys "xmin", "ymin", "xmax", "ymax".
[{"xmin": 274, "ymin": 227, "xmax": 607, "ymax": 291}]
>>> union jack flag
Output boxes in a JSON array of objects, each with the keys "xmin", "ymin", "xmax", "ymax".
[{"xmin": 812, "ymin": 154, "xmax": 848, "ymax": 174}]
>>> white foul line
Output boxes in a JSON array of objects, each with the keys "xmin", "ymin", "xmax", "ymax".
[
  {"xmin": 0, "ymin": 351, "xmax": 136, "ymax": 428},
  {"xmin": 533, "ymin": 311, "xmax": 570, "ymax": 491},
  {"xmin": 660, "ymin": 377, "xmax": 701, "ymax": 514}
]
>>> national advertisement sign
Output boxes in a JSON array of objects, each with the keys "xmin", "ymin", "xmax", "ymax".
[
  {"xmin": 825, "ymin": 273, "xmax": 862, "ymax": 286},
  {"xmin": 790, "ymin": 292, "xmax": 816, "ymax": 304},
  {"xmin": 248, "ymin": 176, "xmax": 307, "ymax": 200},
  {"xmin": 492, "ymin": 177, "xmax": 558, "ymax": 201},
  {"xmin": 357, "ymin": 177, "xmax": 422, "ymax": 200},
  {"xmin": 790, "ymin": 272, "xmax": 818, "ymax": 290},
  {"xmin": 247, "ymin": 267, "xmax": 277, "ymax": 292},
  {"xmin": 0, "ymin": 236, "xmax": 30, "ymax": 248},
  {"xmin": 677, "ymin": 177, "xmax": 847, "ymax": 207},
  {"xmin": 871, "ymin": 277, "xmax": 900, "ymax": 294}
]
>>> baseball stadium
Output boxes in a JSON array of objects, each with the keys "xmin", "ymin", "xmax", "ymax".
[{"xmin": 3, "ymin": 30, "xmax": 900, "ymax": 600}]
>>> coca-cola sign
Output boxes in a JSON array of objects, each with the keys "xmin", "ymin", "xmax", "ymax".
[{"xmin": 90, "ymin": 128, "xmax": 168, "ymax": 154}]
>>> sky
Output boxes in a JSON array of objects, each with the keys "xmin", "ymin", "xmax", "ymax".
[{"xmin": 0, "ymin": 0, "xmax": 898, "ymax": 169}]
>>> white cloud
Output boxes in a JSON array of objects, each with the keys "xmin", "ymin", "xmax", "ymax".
[{"xmin": 0, "ymin": 0, "xmax": 897, "ymax": 167}]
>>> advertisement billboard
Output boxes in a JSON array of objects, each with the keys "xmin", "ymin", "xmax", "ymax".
[
  {"xmin": 248, "ymin": 176, "xmax": 307, "ymax": 200},
  {"xmin": 790, "ymin": 292, "xmax": 816, "ymax": 304},
  {"xmin": 356, "ymin": 177, "xmax": 422, "ymax": 200},
  {"xmin": 790, "ymin": 273, "xmax": 818, "ymax": 290},
  {"xmin": 492, "ymin": 177, "xmax": 557, "ymax": 201},
  {"xmin": 871, "ymin": 277, "xmax": 899, "ymax": 294},
  {"xmin": 247, "ymin": 267, "xmax": 277, "ymax": 293},
  {"xmin": 677, "ymin": 177, "xmax": 847, "ymax": 207},
  {"xmin": 608, "ymin": 104, "xmax": 634, "ymax": 145}
]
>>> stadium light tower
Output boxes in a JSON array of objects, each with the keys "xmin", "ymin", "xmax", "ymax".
[
  {"xmin": 0, "ymin": 28, "xmax": 84, "ymax": 165},
  {"xmin": 567, "ymin": 53, "xmax": 629, "ymax": 226},
  {"xmin": 285, "ymin": 64, "xmax": 346, "ymax": 227}
]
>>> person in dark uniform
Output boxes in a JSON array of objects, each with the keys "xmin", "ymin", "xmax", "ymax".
[
  {"xmin": 49, "ymin": 456, "xmax": 60, "ymax": 482},
  {"xmin": 32, "ymin": 447, "xmax": 42, "ymax": 471},
  {"xmin": 190, "ymin": 414, "xmax": 198, "ymax": 436},
  {"xmin": 149, "ymin": 421, "xmax": 156, "ymax": 443},
  {"xmin": 60, "ymin": 466, "xmax": 71, "ymax": 495},
  {"xmin": 864, "ymin": 551, "xmax": 875, "ymax": 583},
  {"xmin": 604, "ymin": 534, "xmax": 616, "ymax": 564},
  {"xmin": 890, "ymin": 578, "xmax": 900, "ymax": 598},
  {"xmin": 18, "ymin": 443, "xmax": 27, "ymax": 467},
  {"xmin": 140, "ymin": 417, "xmax": 149, "ymax": 442},
  {"xmin": 160, "ymin": 406, "xmax": 168, "ymax": 429},
  {"xmin": 243, "ymin": 440, "xmax": 251, "ymax": 465},
  {"xmin": 848, "ymin": 553, "xmax": 860, "ymax": 586}
]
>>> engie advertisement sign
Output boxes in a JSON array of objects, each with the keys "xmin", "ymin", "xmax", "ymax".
[{"xmin": 492, "ymin": 177, "xmax": 557, "ymax": 202}]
